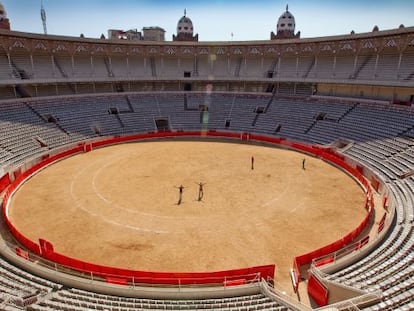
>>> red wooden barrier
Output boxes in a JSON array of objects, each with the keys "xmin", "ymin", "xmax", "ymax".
[
  {"xmin": 39, "ymin": 239, "xmax": 54, "ymax": 255},
  {"xmin": 106, "ymin": 277, "xmax": 128, "ymax": 285},
  {"xmin": 308, "ymin": 273, "xmax": 329, "ymax": 306},
  {"xmin": 224, "ymin": 279, "xmax": 246, "ymax": 286},
  {"xmin": 13, "ymin": 169, "xmax": 21, "ymax": 180},
  {"xmin": 314, "ymin": 256, "xmax": 334, "ymax": 267},
  {"xmin": 290, "ymin": 142, "xmax": 374, "ymax": 283},
  {"xmin": 355, "ymin": 236, "xmax": 369, "ymax": 251},
  {"xmin": 356, "ymin": 165, "xmax": 364, "ymax": 174},
  {"xmin": 382, "ymin": 196, "xmax": 388, "ymax": 211},
  {"xmin": 15, "ymin": 247, "xmax": 29, "ymax": 260},
  {"xmin": 0, "ymin": 173, "xmax": 10, "ymax": 193},
  {"xmin": 378, "ymin": 212, "xmax": 387, "ymax": 234},
  {"xmin": 45, "ymin": 247, "xmax": 274, "ymax": 284},
  {"xmin": 371, "ymin": 177, "xmax": 380, "ymax": 192}
]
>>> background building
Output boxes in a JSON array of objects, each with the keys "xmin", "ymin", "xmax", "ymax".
[
  {"xmin": 0, "ymin": 1, "xmax": 10, "ymax": 30},
  {"xmin": 108, "ymin": 29, "xmax": 142, "ymax": 40},
  {"xmin": 143, "ymin": 26, "xmax": 166, "ymax": 41}
]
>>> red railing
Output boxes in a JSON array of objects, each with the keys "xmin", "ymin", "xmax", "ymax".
[
  {"xmin": 245, "ymin": 134, "xmax": 375, "ymax": 293},
  {"xmin": 0, "ymin": 173, "xmax": 11, "ymax": 194},
  {"xmin": 291, "ymin": 146, "xmax": 374, "ymax": 291}
]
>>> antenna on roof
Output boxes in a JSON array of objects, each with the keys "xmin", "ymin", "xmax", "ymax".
[
  {"xmin": 184, "ymin": 8, "xmax": 187, "ymax": 17},
  {"xmin": 286, "ymin": 4, "xmax": 289, "ymax": 12},
  {"xmin": 40, "ymin": 0, "xmax": 47, "ymax": 35}
]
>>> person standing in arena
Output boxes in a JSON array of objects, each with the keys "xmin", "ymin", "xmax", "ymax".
[
  {"xmin": 176, "ymin": 184, "xmax": 185, "ymax": 205},
  {"xmin": 251, "ymin": 156, "xmax": 255, "ymax": 170},
  {"xmin": 302, "ymin": 158, "xmax": 306, "ymax": 170},
  {"xmin": 197, "ymin": 182, "xmax": 206, "ymax": 201}
]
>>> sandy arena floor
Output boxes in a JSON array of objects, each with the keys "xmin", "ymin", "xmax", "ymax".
[{"xmin": 9, "ymin": 140, "xmax": 366, "ymax": 289}]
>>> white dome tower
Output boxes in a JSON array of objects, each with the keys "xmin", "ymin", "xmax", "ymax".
[
  {"xmin": 177, "ymin": 9, "xmax": 193, "ymax": 35},
  {"xmin": 0, "ymin": 2, "xmax": 10, "ymax": 30},
  {"xmin": 271, "ymin": 5, "xmax": 300, "ymax": 40},
  {"xmin": 173, "ymin": 9, "xmax": 198, "ymax": 41},
  {"xmin": 277, "ymin": 5, "xmax": 295, "ymax": 36},
  {"xmin": 0, "ymin": 2, "xmax": 7, "ymax": 21}
]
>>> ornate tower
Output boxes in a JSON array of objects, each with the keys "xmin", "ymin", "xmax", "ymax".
[
  {"xmin": 173, "ymin": 9, "xmax": 198, "ymax": 42},
  {"xmin": 0, "ymin": 2, "xmax": 11, "ymax": 30},
  {"xmin": 271, "ymin": 5, "xmax": 300, "ymax": 40}
]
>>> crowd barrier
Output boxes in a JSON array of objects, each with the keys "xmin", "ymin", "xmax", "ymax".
[
  {"xmin": 2, "ymin": 131, "xmax": 373, "ymax": 287},
  {"xmin": 289, "ymin": 146, "xmax": 374, "ymax": 295},
  {"xmin": 248, "ymin": 134, "xmax": 374, "ymax": 296},
  {"xmin": 39, "ymin": 238, "xmax": 274, "ymax": 285},
  {"xmin": 308, "ymin": 273, "xmax": 329, "ymax": 306},
  {"xmin": 0, "ymin": 173, "xmax": 11, "ymax": 194}
]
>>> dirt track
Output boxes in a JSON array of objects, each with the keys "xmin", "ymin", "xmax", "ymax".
[{"xmin": 9, "ymin": 140, "xmax": 366, "ymax": 290}]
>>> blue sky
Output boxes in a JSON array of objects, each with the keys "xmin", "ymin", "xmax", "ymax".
[{"xmin": 1, "ymin": 0, "xmax": 413, "ymax": 41}]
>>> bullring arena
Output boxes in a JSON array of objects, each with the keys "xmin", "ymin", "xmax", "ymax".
[
  {"xmin": 0, "ymin": 1, "xmax": 414, "ymax": 310},
  {"xmin": 9, "ymin": 140, "xmax": 366, "ymax": 288}
]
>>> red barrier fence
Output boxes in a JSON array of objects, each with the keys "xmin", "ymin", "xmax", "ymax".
[
  {"xmin": 39, "ymin": 238, "xmax": 54, "ymax": 255},
  {"xmin": 0, "ymin": 173, "xmax": 10, "ymax": 193},
  {"xmin": 308, "ymin": 273, "xmax": 329, "ymax": 306},
  {"xmin": 371, "ymin": 177, "xmax": 380, "ymax": 192},
  {"xmin": 382, "ymin": 196, "xmax": 388, "ymax": 211},
  {"xmin": 290, "ymin": 143, "xmax": 374, "ymax": 291},
  {"xmin": 2, "ymin": 131, "xmax": 373, "ymax": 286},
  {"xmin": 15, "ymin": 247, "xmax": 29, "ymax": 260},
  {"xmin": 378, "ymin": 212, "xmax": 387, "ymax": 234},
  {"xmin": 45, "ymin": 245, "xmax": 275, "ymax": 285}
]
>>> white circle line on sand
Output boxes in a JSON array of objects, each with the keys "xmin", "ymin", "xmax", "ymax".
[
  {"xmin": 76, "ymin": 151, "xmax": 236, "ymax": 235},
  {"xmin": 69, "ymin": 154, "xmax": 171, "ymax": 235},
  {"xmin": 261, "ymin": 165, "xmax": 297, "ymax": 209},
  {"xmin": 290, "ymin": 201, "xmax": 306, "ymax": 213},
  {"xmin": 91, "ymin": 154, "xmax": 190, "ymax": 220}
]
